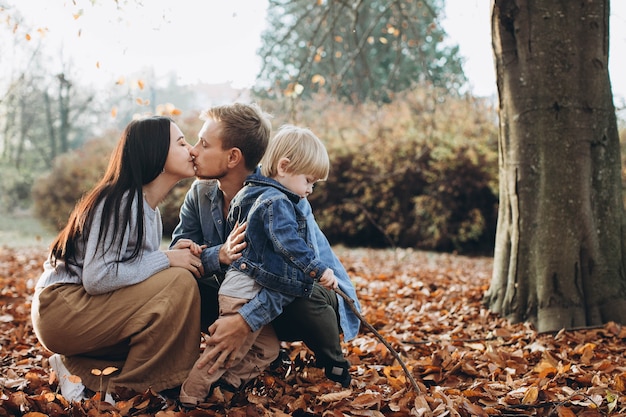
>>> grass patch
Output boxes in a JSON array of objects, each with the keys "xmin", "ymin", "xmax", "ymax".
[
  {"xmin": 0, "ymin": 210, "xmax": 55, "ymax": 249},
  {"xmin": 0, "ymin": 209, "xmax": 175, "ymax": 250}
]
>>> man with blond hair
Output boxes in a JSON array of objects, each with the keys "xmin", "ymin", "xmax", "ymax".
[{"xmin": 171, "ymin": 103, "xmax": 360, "ymax": 396}]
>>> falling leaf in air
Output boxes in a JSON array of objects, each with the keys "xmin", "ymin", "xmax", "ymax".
[
  {"xmin": 91, "ymin": 367, "xmax": 118, "ymax": 376},
  {"xmin": 311, "ymin": 74, "xmax": 325, "ymax": 86}
]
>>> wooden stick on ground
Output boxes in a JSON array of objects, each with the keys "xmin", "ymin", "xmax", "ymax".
[{"xmin": 335, "ymin": 288, "xmax": 422, "ymax": 393}]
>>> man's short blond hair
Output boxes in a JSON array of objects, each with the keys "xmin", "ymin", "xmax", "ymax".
[
  {"xmin": 261, "ymin": 124, "xmax": 329, "ymax": 181},
  {"xmin": 200, "ymin": 102, "xmax": 272, "ymax": 170}
]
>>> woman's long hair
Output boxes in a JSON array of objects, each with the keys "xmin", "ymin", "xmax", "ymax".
[{"xmin": 49, "ymin": 116, "xmax": 172, "ymax": 269}]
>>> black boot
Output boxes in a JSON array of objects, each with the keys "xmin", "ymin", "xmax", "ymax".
[{"xmin": 325, "ymin": 364, "xmax": 351, "ymax": 388}]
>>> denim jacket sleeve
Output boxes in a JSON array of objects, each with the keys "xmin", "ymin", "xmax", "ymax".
[{"xmin": 298, "ymin": 198, "xmax": 362, "ymax": 341}]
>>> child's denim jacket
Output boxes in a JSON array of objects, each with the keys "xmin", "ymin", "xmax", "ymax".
[{"xmin": 228, "ymin": 173, "xmax": 329, "ymax": 298}]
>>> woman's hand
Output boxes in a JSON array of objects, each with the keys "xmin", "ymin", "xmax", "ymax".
[
  {"xmin": 218, "ymin": 222, "xmax": 247, "ymax": 266},
  {"xmin": 319, "ymin": 268, "xmax": 338, "ymax": 290},
  {"xmin": 196, "ymin": 314, "xmax": 251, "ymax": 373},
  {"xmin": 171, "ymin": 238, "xmax": 205, "ymax": 256},
  {"xmin": 164, "ymin": 248, "xmax": 204, "ymax": 278}
]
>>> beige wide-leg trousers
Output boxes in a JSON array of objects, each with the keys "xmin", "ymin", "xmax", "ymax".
[{"xmin": 31, "ymin": 267, "xmax": 201, "ymax": 393}]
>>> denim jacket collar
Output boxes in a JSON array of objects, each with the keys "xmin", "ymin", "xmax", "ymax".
[{"xmin": 244, "ymin": 171, "xmax": 301, "ymax": 205}]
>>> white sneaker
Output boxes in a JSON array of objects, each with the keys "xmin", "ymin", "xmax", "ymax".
[
  {"xmin": 103, "ymin": 391, "xmax": 116, "ymax": 405},
  {"xmin": 49, "ymin": 354, "xmax": 86, "ymax": 402}
]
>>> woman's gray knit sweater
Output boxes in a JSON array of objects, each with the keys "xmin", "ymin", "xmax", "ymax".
[{"xmin": 35, "ymin": 192, "xmax": 170, "ymax": 295}]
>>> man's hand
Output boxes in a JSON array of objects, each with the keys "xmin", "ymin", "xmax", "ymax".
[
  {"xmin": 197, "ymin": 314, "xmax": 251, "ymax": 374},
  {"xmin": 218, "ymin": 221, "xmax": 247, "ymax": 266}
]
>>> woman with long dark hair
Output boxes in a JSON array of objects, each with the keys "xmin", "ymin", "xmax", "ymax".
[{"xmin": 31, "ymin": 116, "xmax": 203, "ymax": 402}]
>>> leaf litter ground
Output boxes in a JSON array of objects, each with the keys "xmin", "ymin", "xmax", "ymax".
[{"xmin": 1, "ymin": 246, "xmax": 626, "ymax": 416}]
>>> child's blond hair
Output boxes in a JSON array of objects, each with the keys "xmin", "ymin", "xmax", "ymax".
[{"xmin": 261, "ymin": 124, "xmax": 329, "ymax": 181}]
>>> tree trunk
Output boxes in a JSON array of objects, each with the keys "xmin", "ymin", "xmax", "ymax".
[
  {"xmin": 43, "ymin": 91, "xmax": 57, "ymax": 165},
  {"xmin": 58, "ymin": 73, "xmax": 71, "ymax": 153},
  {"xmin": 484, "ymin": 0, "xmax": 626, "ymax": 332}
]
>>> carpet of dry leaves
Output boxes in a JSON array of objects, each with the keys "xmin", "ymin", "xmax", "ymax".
[{"xmin": 2, "ymin": 245, "xmax": 626, "ymax": 417}]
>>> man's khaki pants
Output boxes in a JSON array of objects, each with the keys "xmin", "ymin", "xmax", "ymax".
[{"xmin": 180, "ymin": 294, "xmax": 279, "ymax": 405}]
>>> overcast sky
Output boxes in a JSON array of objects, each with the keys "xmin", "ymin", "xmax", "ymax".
[{"xmin": 5, "ymin": 0, "xmax": 626, "ymax": 102}]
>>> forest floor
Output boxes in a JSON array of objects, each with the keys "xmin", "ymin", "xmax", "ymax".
[{"xmin": 1, "ymin": 245, "xmax": 626, "ymax": 416}]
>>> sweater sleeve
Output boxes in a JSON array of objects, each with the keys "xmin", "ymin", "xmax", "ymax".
[{"xmin": 82, "ymin": 196, "xmax": 170, "ymax": 295}]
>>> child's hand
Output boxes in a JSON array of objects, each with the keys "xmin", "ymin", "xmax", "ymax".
[{"xmin": 319, "ymin": 268, "xmax": 338, "ymax": 290}]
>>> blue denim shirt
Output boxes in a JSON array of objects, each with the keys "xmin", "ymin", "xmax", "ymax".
[
  {"xmin": 228, "ymin": 174, "xmax": 327, "ymax": 297},
  {"xmin": 171, "ymin": 173, "xmax": 361, "ymax": 341}
]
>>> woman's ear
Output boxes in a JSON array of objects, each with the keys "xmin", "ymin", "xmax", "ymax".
[{"xmin": 276, "ymin": 157, "xmax": 291, "ymax": 177}]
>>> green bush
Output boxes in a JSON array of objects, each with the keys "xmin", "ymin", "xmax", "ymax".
[
  {"xmin": 310, "ymin": 136, "xmax": 498, "ymax": 254},
  {"xmin": 0, "ymin": 163, "xmax": 35, "ymax": 212},
  {"xmin": 32, "ymin": 136, "xmax": 115, "ymax": 232},
  {"xmin": 33, "ymin": 92, "xmax": 499, "ymax": 254}
]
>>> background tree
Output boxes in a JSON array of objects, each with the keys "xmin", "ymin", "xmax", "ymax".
[
  {"xmin": 0, "ymin": 9, "xmax": 97, "ymax": 211},
  {"xmin": 1, "ymin": 64, "xmax": 98, "ymax": 165},
  {"xmin": 256, "ymin": 0, "xmax": 466, "ymax": 103},
  {"xmin": 0, "ymin": 4, "xmax": 199, "ymax": 212},
  {"xmin": 483, "ymin": 0, "xmax": 626, "ymax": 332}
]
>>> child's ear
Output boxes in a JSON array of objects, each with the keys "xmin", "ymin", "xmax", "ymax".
[{"xmin": 276, "ymin": 157, "xmax": 291, "ymax": 176}]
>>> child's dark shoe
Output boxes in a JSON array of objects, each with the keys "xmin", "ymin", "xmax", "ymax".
[{"xmin": 325, "ymin": 364, "xmax": 351, "ymax": 388}]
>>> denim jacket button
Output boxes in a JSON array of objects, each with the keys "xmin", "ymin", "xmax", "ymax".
[
  {"xmin": 241, "ymin": 263, "xmax": 247, "ymax": 270},
  {"xmin": 309, "ymin": 271, "xmax": 316, "ymax": 277}
]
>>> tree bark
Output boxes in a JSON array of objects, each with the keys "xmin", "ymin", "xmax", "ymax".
[{"xmin": 484, "ymin": 0, "xmax": 626, "ymax": 332}]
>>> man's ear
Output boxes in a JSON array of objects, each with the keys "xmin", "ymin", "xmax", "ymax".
[
  {"xmin": 276, "ymin": 157, "xmax": 291, "ymax": 177},
  {"xmin": 227, "ymin": 148, "xmax": 243, "ymax": 168}
]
